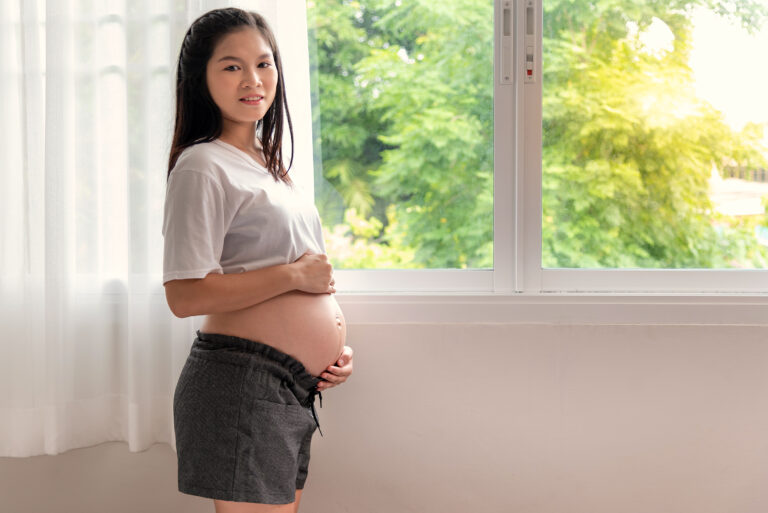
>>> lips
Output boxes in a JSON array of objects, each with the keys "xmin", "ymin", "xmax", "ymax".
[{"xmin": 240, "ymin": 95, "xmax": 264, "ymax": 105}]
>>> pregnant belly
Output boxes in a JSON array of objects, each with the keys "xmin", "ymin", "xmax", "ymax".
[{"xmin": 200, "ymin": 291, "xmax": 346, "ymax": 377}]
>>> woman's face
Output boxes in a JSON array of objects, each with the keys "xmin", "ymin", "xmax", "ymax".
[{"xmin": 205, "ymin": 27, "xmax": 278, "ymax": 129}]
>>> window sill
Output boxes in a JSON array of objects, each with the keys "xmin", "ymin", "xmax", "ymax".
[
  {"xmin": 100, "ymin": 277, "xmax": 768, "ymax": 326},
  {"xmin": 334, "ymin": 292, "xmax": 768, "ymax": 326}
]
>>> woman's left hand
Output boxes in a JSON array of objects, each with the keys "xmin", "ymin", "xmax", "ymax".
[{"xmin": 317, "ymin": 346, "xmax": 354, "ymax": 391}]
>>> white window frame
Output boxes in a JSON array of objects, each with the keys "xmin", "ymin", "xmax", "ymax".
[{"xmin": 330, "ymin": 0, "xmax": 768, "ymax": 297}]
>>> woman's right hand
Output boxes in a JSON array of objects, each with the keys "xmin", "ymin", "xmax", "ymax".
[{"xmin": 293, "ymin": 251, "xmax": 335, "ymax": 294}]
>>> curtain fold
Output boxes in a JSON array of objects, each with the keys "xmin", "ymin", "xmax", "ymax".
[{"xmin": 1, "ymin": 0, "xmax": 310, "ymax": 457}]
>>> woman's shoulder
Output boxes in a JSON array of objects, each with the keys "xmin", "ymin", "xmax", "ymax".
[
  {"xmin": 170, "ymin": 140, "xmax": 230, "ymax": 182},
  {"xmin": 174, "ymin": 140, "xmax": 227, "ymax": 168}
]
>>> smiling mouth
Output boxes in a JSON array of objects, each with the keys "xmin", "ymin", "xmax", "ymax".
[{"xmin": 240, "ymin": 96, "xmax": 264, "ymax": 104}]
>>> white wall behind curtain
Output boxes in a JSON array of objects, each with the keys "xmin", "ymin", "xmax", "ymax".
[{"xmin": 0, "ymin": 0, "xmax": 313, "ymax": 457}]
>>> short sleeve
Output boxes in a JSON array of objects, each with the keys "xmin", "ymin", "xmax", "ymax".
[
  {"xmin": 162, "ymin": 170, "xmax": 230, "ymax": 285},
  {"xmin": 313, "ymin": 207, "xmax": 327, "ymax": 254}
]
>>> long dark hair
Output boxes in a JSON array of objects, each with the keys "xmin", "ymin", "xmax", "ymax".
[{"xmin": 167, "ymin": 8, "xmax": 294, "ymax": 183}]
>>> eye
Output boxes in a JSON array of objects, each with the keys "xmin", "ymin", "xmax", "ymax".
[
  {"xmin": 224, "ymin": 65, "xmax": 240, "ymax": 71},
  {"xmin": 258, "ymin": 62, "xmax": 273, "ymax": 68}
]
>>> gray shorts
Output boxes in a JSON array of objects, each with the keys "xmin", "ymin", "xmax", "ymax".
[{"xmin": 173, "ymin": 330, "xmax": 323, "ymax": 504}]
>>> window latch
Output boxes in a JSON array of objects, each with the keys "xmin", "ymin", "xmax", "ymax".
[{"xmin": 524, "ymin": 0, "xmax": 536, "ymax": 83}]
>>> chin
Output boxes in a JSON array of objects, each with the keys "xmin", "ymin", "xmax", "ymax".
[{"xmin": 224, "ymin": 112, "xmax": 266, "ymax": 125}]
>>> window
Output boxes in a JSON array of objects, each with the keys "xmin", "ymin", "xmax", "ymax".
[
  {"xmin": 536, "ymin": 0, "xmax": 768, "ymax": 292},
  {"xmin": 309, "ymin": 0, "xmax": 768, "ymax": 293},
  {"xmin": 306, "ymin": 0, "xmax": 499, "ymax": 291}
]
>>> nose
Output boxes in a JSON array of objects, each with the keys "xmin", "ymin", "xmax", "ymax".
[{"xmin": 241, "ymin": 69, "xmax": 262, "ymax": 89}]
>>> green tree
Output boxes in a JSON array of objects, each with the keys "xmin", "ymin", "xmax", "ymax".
[
  {"xmin": 308, "ymin": 0, "xmax": 385, "ymax": 224},
  {"xmin": 542, "ymin": 0, "xmax": 768, "ymax": 268},
  {"xmin": 309, "ymin": 0, "xmax": 768, "ymax": 271},
  {"xmin": 309, "ymin": 0, "xmax": 494, "ymax": 269}
]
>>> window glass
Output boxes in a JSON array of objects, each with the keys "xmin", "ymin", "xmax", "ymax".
[
  {"xmin": 307, "ymin": 0, "xmax": 494, "ymax": 270},
  {"xmin": 542, "ymin": 1, "xmax": 768, "ymax": 269}
]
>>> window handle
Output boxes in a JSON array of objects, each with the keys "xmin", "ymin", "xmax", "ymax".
[
  {"xmin": 501, "ymin": 0, "xmax": 513, "ymax": 84},
  {"xmin": 500, "ymin": 0, "xmax": 536, "ymax": 84},
  {"xmin": 524, "ymin": 0, "xmax": 536, "ymax": 83}
]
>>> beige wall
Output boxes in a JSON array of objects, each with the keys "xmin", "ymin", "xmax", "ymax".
[{"xmin": 3, "ymin": 322, "xmax": 768, "ymax": 513}]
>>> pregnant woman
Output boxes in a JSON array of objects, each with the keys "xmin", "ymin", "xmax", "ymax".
[{"xmin": 162, "ymin": 8, "xmax": 353, "ymax": 513}]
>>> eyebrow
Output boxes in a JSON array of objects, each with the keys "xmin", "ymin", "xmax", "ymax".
[{"xmin": 217, "ymin": 54, "xmax": 273, "ymax": 62}]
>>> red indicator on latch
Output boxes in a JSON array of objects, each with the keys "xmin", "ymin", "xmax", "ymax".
[{"xmin": 527, "ymin": 69, "xmax": 533, "ymax": 76}]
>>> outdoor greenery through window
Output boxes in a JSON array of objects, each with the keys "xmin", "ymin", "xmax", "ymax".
[
  {"xmin": 307, "ymin": 0, "xmax": 768, "ymax": 279},
  {"xmin": 307, "ymin": 0, "xmax": 494, "ymax": 270},
  {"xmin": 542, "ymin": 0, "xmax": 768, "ymax": 269}
]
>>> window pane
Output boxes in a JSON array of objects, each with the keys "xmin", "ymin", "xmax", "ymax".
[
  {"xmin": 307, "ymin": 0, "xmax": 494, "ymax": 270},
  {"xmin": 542, "ymin": 1, "xmax": 768, "ymax": 269}
]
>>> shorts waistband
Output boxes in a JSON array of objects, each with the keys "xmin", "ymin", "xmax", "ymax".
[{"xmin": 192, "ymin": 330, "xmax": 321, "ymax": 406}]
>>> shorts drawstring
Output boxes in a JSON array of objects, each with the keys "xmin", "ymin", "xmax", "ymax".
[{"xmin": 308, "ymin": 390, "xmax": 323, "ymax": 437}]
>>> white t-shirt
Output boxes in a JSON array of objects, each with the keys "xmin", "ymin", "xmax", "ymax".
[{"xmin": 162, "ymin": 139, "xmax": 326, "ymax": 285}]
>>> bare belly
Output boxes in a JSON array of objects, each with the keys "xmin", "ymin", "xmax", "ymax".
[{"xmin": 200, "ymin": 291, "xmax": 346, "ymax": 377}]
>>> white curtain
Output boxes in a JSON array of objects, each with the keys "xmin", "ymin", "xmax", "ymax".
[{"xmin": 0, "ymin": 0, "xmax": 312, "ymax": 457}]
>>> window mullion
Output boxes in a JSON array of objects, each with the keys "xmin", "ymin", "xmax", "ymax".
[
  {"xmin": 493, "ymin": 0, "xmax": 518, "ymax": 294},
  {"xmin": 521, "ymin": 0, "xmax": 543, "ymax": 294}
]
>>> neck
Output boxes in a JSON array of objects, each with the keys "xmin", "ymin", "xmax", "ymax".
[{"xmin": 219, "ymin": 119, "xmax": 260, "ymax": 151}]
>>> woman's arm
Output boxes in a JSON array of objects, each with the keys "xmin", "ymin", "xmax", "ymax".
[{"xmin": 165, "ymin": 251, "xmax": 334, "ymax": 318}]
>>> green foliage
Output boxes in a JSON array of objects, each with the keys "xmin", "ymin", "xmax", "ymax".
[
  {"xmin": 542, "ymin": 0, "xmax": 768, "ymax": 268},
  {"xmin": 310, "ymin": 0, "xmax": 493, "ymax": 269},
  {"xmin": 323, "ymin": 206, "xmax": 420, "ymax": 268},
  {"xmin": 310, "ymin": 0, "xmax": 768, "ymax": 271},
  {"xmin": 308, "ymin": 0, "xmax": 386, "ymax": 223}
]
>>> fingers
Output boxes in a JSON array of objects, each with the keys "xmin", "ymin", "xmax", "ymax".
[
  {"xmin": 319, "ymin": 351, "xmax": 353, "ymax": 381},
  {"xmin": 320, "ymin": 365, "xmax": 348, "ymax": 381},
  {"xmin": 328, "ymin": 364, "xmax": 352, "ymax": 377},
  {"xmin": 335, "ymin": 346, "xmax": 353, "ymax": 367},
  {"xmin": 295, "ymin": 251, "xmax": 336, "ymax": 294},
  {"xmin": 341, "ymin": 345, "xmax": 353, "ymax": 361},
  {"xmin": 316, "ymin": 380, "xmax": 335, "ymax": 391},
  {"xmin": 316, "ymin": 373, "xmax": 345, "ymax": 391},
  {"xmin": 316, "ymin": 347, "xmax": 354, "ymax": 391},
  {"xmin": 316, "ymin": 369, "xmax": 344, "ymax": 391}
]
